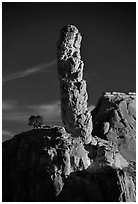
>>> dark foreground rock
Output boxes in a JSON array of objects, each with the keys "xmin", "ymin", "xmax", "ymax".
[
  {"xmin": 2, "ymin": 126, "xmax": 90, "ymax": 201},
  {"xmin": 3, "ymin": 123, "xmax": 136, "ymax": 201},
  {"xmin": 57, "ymin": 166, "xmax": 135, "ymax": 202}
]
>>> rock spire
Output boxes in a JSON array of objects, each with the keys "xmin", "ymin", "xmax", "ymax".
[{"xmin": 57, "ymin": 25, "xmax": 92, "ymax": 143}]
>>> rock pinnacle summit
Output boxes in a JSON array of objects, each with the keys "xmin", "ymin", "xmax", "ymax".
[{"xmin": 57, "ymin": 25, "xmax": 93, "ymax": 144}]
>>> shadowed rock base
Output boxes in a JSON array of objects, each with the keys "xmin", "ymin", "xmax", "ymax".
[
  {"xmin": 57, "ymin": 167, "xmax": 135, "ymax": 202},
  {"xmin": 2, "ymin": 125, "xmax": 136, "ymax": 201}
]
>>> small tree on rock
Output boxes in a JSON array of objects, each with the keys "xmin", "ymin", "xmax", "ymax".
[{"xmin": 28, "ymin": 115, "xmax": 44, "ymax": 129}]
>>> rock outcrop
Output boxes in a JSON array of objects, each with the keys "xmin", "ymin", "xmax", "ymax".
[
  {"xmin": 2, "ymin": 26, "xmax": 136, "ymax": 202},
  {"xmin": 58, "ymin": 166, "xmax": 135, "ymax": 202},
  {"xmin": 3, "ymin": 125, "xmax": 136, "ymax": 202},
  {"xmin": 57, "ymin": 25, "xmax": 92, "ymax": 144},
  {"xmin": 92, "ymin": 92, "xmax": 136, "ymax": 162},
  {"xmin": 2, "ymin": 126, "xmax": 90, "ymax": 201}
]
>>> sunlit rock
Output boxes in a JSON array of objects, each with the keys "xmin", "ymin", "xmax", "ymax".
[{"xmin": 57, "ymin": 25, "xmax": 92, "ymax": 144}]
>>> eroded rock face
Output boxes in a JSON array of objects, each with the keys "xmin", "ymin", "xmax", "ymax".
[
  {"xmin": 2, "ymin": 25, "xmax": 136, "ymax": 202},
  {"xmin": 2, "ymin": 126, "xmax": 90, "ymax": 201},
  {"xmin": 92, "ymin": 92, "xmax": 136, "ymax": 162},
  {"xmin": 57, "ymin": 25, "xmax": 92, "ymax": 144},
  {"xmin": 57, "ymin": 134, "xmax": 135, "ymax": 202},
  {"xmin": 3, "ymin": 125, "xmax": 136, "ymax": 202},
  {"xmin": 57, "ymin": 167, "xmax": 134, "ymax": 202}
]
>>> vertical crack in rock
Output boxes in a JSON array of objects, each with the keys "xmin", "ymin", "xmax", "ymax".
[{"xmin": 57, "ymin": 25, "xmax": 92, "ymax": 144}]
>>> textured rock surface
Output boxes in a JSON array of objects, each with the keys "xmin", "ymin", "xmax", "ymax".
[
  {"xmin": 2, "ymin": 25, "xmax": 136, "ymax": 202},
  {"xmin": 57, "ymin": 133, "xmax": 135, "ymax": 202},
  {"xmin": 57, "ymin": 25, "xmax": 92, "ymax": 144},
  {"xmin": 3, "ymin": 125, "xmax": 136, "ymax": 201},
  {"xmin": 92, "ymin": 92, "xmax": 136, "ymax": 162},
  {"xmin": 58, "ymin": 167, "xmax": 135, "ymax": 202},
  {"xmin": 2, "ymin": 126, "xmax": 90, "ymax": 201}
]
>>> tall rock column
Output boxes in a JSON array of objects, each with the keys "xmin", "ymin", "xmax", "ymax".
[{"xmin": 57, "ymin": 25, "xmax": 92, "ymax": 144}]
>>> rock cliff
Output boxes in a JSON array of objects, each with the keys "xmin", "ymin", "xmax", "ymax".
[
  {"xmin": 2, "ymin": 25, "xmax": 136, "ymax": 202},
  {"xmin": 92, "ymin": 92, "xmax": 136, "ymax": 163}
]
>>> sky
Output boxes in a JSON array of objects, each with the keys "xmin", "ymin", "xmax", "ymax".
[{"xmin": 2, "ymin": 2, "xmax": 136, "ymax": 141}]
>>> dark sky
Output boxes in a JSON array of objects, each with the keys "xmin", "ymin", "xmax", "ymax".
[{"xmin": 2, "ymin": 2, "xmax": 136, "ymax": 141}]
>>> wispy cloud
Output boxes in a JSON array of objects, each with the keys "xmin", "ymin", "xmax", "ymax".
[
  {"xmin": 3, "ymin": 60, "xmax": 56, "ymax": 82},
  {"xmin": 2, "ymin": 130, "xmax": 14, "ymax": 141},
  {"xmin": 3, "ymin": 100, "xmax": 31, "ymax": 123},
  {"xmin": 29, "ymin": 101, "xmax": 61, "ymax": 122},
  {"xmin": 2, "ymin": 130, "xmax": 13, "ymax": 137},
  {"xmin": 2, "ymin": 100, "xmax": 17, "ymax": 111},
  {"xmin": 3, "ymin": 111, "xmax": 28, "ymax": 122},
  {"xmin": 3, "ymin": 100, "xmax": 61, "ymax": 123}
]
